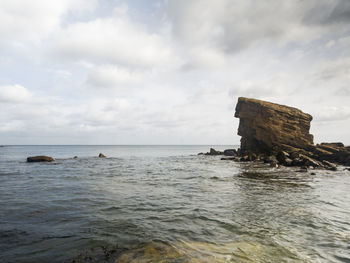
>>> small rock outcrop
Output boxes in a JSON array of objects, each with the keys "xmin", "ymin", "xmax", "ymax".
[
  {"xmin": 99, "ymin": 153, "xmax": 106, "ymax": 158},
  {"xmin": 205, "ymin": 148, "xmax": 223, "ymax": 155},
  {"xmin": 27, "ymin": 156, "xmax": 54, "ymax": 162}
]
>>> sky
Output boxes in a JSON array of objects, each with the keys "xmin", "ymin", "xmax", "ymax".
[{"xmin": 0, "ymin": 0, "xmax": 350, "ymax": 145}]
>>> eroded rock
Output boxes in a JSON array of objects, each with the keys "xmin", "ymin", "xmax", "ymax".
[
  {"xmin": 233, "ymin": 97, "xmax": 350, "ymax": 169},
  {"xmin": 235, "ymin": 97, "xmax": 314, "ymax": 154}
]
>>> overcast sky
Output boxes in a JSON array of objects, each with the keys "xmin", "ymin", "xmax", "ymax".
[{"xmin": 1, "ymin": 0, "xmax": 350, "ymax": 145}]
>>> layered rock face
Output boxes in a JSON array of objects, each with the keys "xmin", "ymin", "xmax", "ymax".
[
  {"xmin": 235, "ymin": 97, "xmax": 314, "ymax": 154},
  {"xmin": 233, "ymin": 97, "xmax": 350, "ymax": 169}
]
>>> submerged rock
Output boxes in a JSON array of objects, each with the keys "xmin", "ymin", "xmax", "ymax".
[{"xmin": 27, "ymin": 156, "xmax": 54, "ymax": 162}]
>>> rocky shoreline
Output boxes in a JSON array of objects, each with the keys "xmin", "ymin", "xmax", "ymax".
[{"xmin": 201, "ymin": 97, "xmax": 350, "ymax": 172}]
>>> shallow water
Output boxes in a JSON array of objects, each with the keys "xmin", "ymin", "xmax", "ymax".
[{"xmin": 0, "ymin": 145, "xmax": 349, "ymax": 263}]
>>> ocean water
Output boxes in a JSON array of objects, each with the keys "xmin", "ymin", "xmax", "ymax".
[{"xmin": 0, "ymin": 145, "xmax": 350, "ymax": 263}]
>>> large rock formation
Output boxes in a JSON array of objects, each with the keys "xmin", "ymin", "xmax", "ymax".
[
  {"xmin": 235, "ymin": 97, "xmax": 314, "ymax": 154},
  {"xmin": 234, "ymin": 97, "xmax": 350, "ymax": 168}
]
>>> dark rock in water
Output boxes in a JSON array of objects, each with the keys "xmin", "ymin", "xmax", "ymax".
[
  {"xmin": 241, "ymin": 155, "xmax": 250, "ymax": 162},
  {"xmin": 292, "ymin": 157, "xmax": 304, "ymax": 166},
  {"xmin": 313, "ymin": 143, "xmax": 350, "ymax": 166},
  {"xmin": 235, "ymin": 97, "xmax": 314, "ymax": 155},
  {"xmin": 233, "ymin": 97, "xmax": 350, "ymax": 169},
  {"xmin": 299, "ymin": 154, "xmax": 321, "ymax": 168},
  {"xmin": 270, "ymin": 162, "xmax": 278, "ymax": 168},
  {"xmin": 263, "ymin": 155, "xmax": 278, "ymax": 167},
  {"xmin": 27, "ymin": 156, "xmax": 54, "ymax": 162},
  {"xmin": 205, "ymin": 148, "xmax": 223, "ymax": 155},
  {"xmin": 73, "ymin": 156, "xmax": 78, "ymax": 159},
  {"xmin": 264, "ymin": 155, "xmax": 278, "ymax": 164},
  {"xmin": 99, "ymin": 153, "xmax": 106, "ymax": 158},
  {"xmin": 197, "ymin": 152, "xmax": 204, "ymax": 155},
  {"xmin": 221, "ymin": 157, "xmax": 236, "ymax": 161},
  {"xmin": 284, "ymin": 158, "xmax": 293, "ymax": 167},
  {"xmin": 297, "ymin": 166, "xmax": 308, "ymax": 173},
  {"xmin": 223, "ymin": 149, "xmax": 237, "ymax": 156},
  {"xmin": 276, "ymin": 151, "xmax": 290, "ymax": 165},
  {"xmin": 322, "ymin": 160, "xmax": 337, "ymax": 171}
]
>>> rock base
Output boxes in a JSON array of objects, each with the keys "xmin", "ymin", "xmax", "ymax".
[{"xmin": 201, "ymin": 143, "xmax": 350, "ymax": 171}]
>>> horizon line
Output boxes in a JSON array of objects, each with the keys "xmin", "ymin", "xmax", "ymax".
[{"xmin": 0, "ymin": 144, "xmax": 239, "ymax": 146}]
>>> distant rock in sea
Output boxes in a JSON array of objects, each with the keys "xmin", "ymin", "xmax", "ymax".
[
  {"xmin": 99, "ymin": 153, "xmax": 106, "ymax": 158},
  {"xmin": 27, "ymin": 156, "xmax": 54, "ymax": 162},
  {"xmin": 204, "ymin": 148, "xmax": 223, "ymax": 155}
]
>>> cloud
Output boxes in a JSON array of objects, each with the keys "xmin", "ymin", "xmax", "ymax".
[
  {"xmin": 86, "ymin": 65, "xmax": 147, "ymax": 88},
  {"xmin": 228, "ymin": 74, "xmax": 297, "ymax": 101},
  {"xmin": 0, "ymin": 84, "xmax": 32, "ymax": 103},
  {"xmin": 314, "ymin": 58, "xmax": 350, "ymax": 82},
  {"xmin": 165, "ymin": 0, "xmax": 349, "ymax": 60},
  {"xmin": 0, "ymin": 0, "xmax": 97, "ymax": 44},
  {"xmin": 302, "ymin": 0, "xmax": 350, "ymax": 25},
  {"xmin": 52, "ymin": 14, "xmax": 178, "ymax": 68},
  {"xmin": 313, "ymin": 106, "xmax": 350, "ymax": 122},
  {"xmin": 1, "ymin": 0, "xmax": 350, "ymax": 144}
]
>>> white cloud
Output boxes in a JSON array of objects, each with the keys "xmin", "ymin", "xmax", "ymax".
[
  {"xmin": 86, "ymin": 65, "xmax": 147, "ymax": 88},
  {"xmin": 0, "ymin": 0, "xmax": 97, "ymax": 44},
  {"xmin": 0, "ymin": 84, "xmax": 32, "ymax": 103},
  {"xmin": 314, "ymin": 58, "xmax": 350, "ymax": 82},
  {"xmin": 313, "ymin": 106, "xmax": 350, "ymax": 122},
  {"xmin": 52, "ymin": 15, "xmax": 178, "ymax": 68}
]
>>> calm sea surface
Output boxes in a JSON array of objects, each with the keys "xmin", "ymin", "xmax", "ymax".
[{"xmin": 0, "ymin": 145, "xmax": 349, "ymax": 263}]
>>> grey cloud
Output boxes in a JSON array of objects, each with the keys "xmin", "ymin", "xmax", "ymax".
[
  {"xmin": 166, "ymin": 0, "xmax": 350, "ymax": 57},
  {"xmin": 313, "ymin": 106, "xmax": 350, "ymax": 122},
  {"xmin": 303, "ymin": 0, "xmax": 350, "ymax": 25}
]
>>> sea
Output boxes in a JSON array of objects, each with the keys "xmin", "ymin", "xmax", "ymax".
[{"xmin": 0, "ymin": 145, "xmax": 349, "ymax": 263}]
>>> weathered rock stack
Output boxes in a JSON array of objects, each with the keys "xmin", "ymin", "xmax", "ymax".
[
  {"xmin": 235, "ymin": 97, "xmax": 314, "ymax": 154},
  {"xmin": 232, "ymin": 97, "xmax": 350, "ymax": 169}
]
